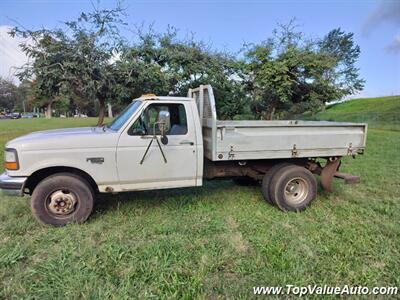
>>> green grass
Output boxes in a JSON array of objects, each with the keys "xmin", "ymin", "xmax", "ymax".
[
  {"xmin": 1, "ymin": 100, "xmax": 400, "ymax": 299},
  {"xmin": 310, "ymin": 95, "xmax": 400, "ymax": 131}
]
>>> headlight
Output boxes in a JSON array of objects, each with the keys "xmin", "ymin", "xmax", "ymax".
[{"xmin": 4, "ymin": 148, "xmax": 19, "ymax": 170}]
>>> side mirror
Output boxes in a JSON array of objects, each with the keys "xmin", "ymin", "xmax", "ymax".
[{"xmin": 158, "ymin": 110, "xmax": 170, "ymax": 145}]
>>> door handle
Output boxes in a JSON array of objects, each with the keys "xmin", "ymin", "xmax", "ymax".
[{"xmin": 180, "ymin": 140, "xmax": 194, "ymax": 145}]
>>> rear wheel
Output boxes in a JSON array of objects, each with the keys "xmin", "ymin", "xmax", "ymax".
[
  {"xmin": 261, "ymin": 163, "xmax": 290, "ymax": 204},
  {"xmin": 31, "ymin": 173, "xmax": 94, "ymax": 226},
  {"xmin": 269, "ymin": 165, "xmax": 317, "ymax": 211}
]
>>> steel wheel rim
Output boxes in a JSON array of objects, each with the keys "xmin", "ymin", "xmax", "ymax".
[
  {"xmin": 284, "ymin": 177, "xmax": 309, "ymax": 205},
  {"xmin": 45, "ymin": 189, "xmax": 78, "ymax": 217}
]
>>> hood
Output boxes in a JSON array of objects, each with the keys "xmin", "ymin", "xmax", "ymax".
[{"xmin": 6, "ymin": 127, "xmax": 118, "ymax": 151}]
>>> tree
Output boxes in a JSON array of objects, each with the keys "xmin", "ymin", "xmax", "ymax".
[
  {"xmin": 0, "ymin": 77, "xmax": 19, "ymax": 112},
  {"xmin": 12, "ymin": 32, "xmax": 71, "ymax": 118},
  {"xmin": 0, "ymin": 77, "xmax": 32, "ymax": 113},
  {"xmin": 113, "ymin": 28, "xmax": 248, "ymax": 119},
  {"xmin": 11, "ymin": 4, "xmax": 126, "ymax": 124},
  {"xmin": 319, "ymin": 28, "xmax": 365, "ymax": 96},
  {"xmin": 10, "ymin": 9, "xmax": 364, "ymax": 122},
  {"xmin": 244, "ymin": 22, "xmax": 364, "ymax": 119},
  {"xmin": 9, "ymin": 8, "xmax": 246, "ymax": 120}
]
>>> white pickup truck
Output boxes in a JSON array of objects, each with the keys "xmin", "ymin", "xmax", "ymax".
[{"xmin": 1, "ymin": 85, "xmax": 367, "ymax": 226}]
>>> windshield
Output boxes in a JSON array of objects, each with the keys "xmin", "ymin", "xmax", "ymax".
[{"xmin": 107, "ymin": 100, "xmax": 142, "ymax": 131}]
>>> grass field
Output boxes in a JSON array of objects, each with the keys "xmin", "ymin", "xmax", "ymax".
[
  {"xmin": 1, "ymin": 96, "xmax": 399, "ymax": 299},
  {"xmin": 310, "ymin": 95, "xmax": 400, "ymax": 131}
]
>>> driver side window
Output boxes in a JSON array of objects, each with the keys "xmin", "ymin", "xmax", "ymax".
[{"xmin": 129, "ymin": 103, "xmax": 188, "ymax": 136}]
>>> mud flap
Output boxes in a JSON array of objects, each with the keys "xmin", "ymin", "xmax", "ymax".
[{"xmin": 320, "ymin": 157, "xmax": 341, "ymax": 192}]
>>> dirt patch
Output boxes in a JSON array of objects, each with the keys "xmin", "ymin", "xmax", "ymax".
[
  {"xmin": 225, "ymin": 216, "xmax": 239, "ymax": 230},
  {"xmin": 224, "ymin": 216, "xmax": 249, "ymax": 254}
]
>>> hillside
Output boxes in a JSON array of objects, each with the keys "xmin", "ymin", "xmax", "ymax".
[{"xmin": 311, "ymin": 95, "xmax": 400, "ymax": 130}]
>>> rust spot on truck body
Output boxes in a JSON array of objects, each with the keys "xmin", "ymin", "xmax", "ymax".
[{"xmin": 105, "ymin": 186, "xmax": 114, "ymax": 193}]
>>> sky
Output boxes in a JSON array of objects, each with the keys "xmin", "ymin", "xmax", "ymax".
[{"xmin": 0, "ymin": 0, "xmax": 399, "ymax": 98}]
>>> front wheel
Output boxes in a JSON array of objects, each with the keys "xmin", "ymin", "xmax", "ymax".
[
  {"xmin": 31, "ymin": 173, "xmax": 94, "ymax": 226},
  {"xmin": 269, "ymin": 165, "xmax": 317, "ymax": 212}
]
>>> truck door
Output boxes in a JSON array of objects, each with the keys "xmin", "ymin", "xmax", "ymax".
[{"xmin": 116, "ymin": 101, "xmax": 198, "ymax": 190}]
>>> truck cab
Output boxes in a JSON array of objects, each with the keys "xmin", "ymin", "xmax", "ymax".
[{"xmin": 112, "ymin": 95, "xmax": 203, "ymax": 192}]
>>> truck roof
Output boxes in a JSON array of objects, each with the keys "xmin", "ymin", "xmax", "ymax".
[{"xmin": 138, "ymin": 95, "xmax": 193, "ymax": 102}]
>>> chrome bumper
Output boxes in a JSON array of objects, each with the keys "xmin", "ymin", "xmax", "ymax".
[{"xmin": 0, "ymin": 172, "xmax": 27, "ymax": 196}]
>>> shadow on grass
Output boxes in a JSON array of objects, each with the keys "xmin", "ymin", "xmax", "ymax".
[
  {"xmin": 91, "ymin": 177, "xmax": 340, "ymax": 220},
  {"xmin": 93, "ymin": 179, "xmax": 259, "ymax": 215}
]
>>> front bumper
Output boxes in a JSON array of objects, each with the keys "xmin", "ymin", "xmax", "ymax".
[{"xmin": 0, "ymin": 172, "xmax": 27, "ymax": 196}]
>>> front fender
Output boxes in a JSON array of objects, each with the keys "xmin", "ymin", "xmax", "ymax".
[{"xmin": 8, "ymin": 148, "xmax": 118, "ymax": 186}]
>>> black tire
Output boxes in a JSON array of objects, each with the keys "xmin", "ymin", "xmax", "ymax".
[
  {"xmin": 269, "ymin": 165, "xmax": 317, "ymax": 212},
  {"xmin": 233, "ymin": 177, "xmax": 259, "ymax": 186},
  {"xmin": 31, "ymin": 173, "xmax": 94, "ymax": 226},
  {"xmin": 261, "ymin": 163, "xmax": 291, "ymax": 204}
]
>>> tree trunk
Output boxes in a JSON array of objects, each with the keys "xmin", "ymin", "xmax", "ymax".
[
  {"xmin": 97, "ymin": 97, "xmax": 106, "ymax": 126},
  {"xmin": 107, "ymin": 103, "xmax": 113, "ymax": 118},
  {"xmin": 45, "ymin": 102, "xmax": 53, "ymax": 119},
  {"xmin": 269, "ymin": 107, "xmax": 276, "ymax": 120}
]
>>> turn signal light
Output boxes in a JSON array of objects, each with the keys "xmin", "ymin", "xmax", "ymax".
[{"xmin": 5, "ymin": 162, "xmax": 18, "ymax": 170}]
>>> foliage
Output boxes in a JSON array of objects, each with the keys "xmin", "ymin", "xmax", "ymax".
[
  {"xmin": 244, "ymin": 22, "xmax": 364, "ymax": 119},
  {"xmin": 0, "ymin": 77, "xmax": 31, "ymax": 112},
  {"xmin": 11, "ymin": 13, "xmax": 248, "ymax": 121},
  {"xmin": 10, "ymin": 5, "xmax": 126, "ymax": 124},
  {"xmin": 0, "ymin": 77, "xmax": 19, "ymax": 111},
  {"xmin": 319, "ymin": 29, "xmax": 365, "ymax": 96},
  {"xmin": 113, "ymin": 28, "xmax": 248, "ymax": 119},
  {"xmin": 10, "ymin": 10, "xmax": 364, "ymax": 121}
]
